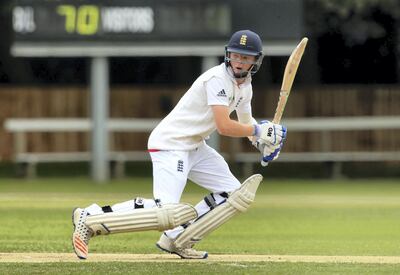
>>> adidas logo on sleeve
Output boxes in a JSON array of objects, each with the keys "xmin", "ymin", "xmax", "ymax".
[{"xmin": 217, "ymin": 89, "xmax": 227, "ymax": 97}]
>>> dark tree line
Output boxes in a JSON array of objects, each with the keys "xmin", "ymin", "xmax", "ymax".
[{"xmin": 307, "ymin": 0, "xmax": 400, "ymax": 83}]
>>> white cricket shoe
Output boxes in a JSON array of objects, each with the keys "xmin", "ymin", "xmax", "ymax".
[
  {"xmin": 156, "ymin": 233, "xmax": 208, "ymax": 259},
  {"xmin": 72, "ymin": 208, "xmax": 93, "ymax": 260}
]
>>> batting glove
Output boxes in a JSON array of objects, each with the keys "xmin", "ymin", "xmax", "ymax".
[
  {"xmin": 253, "ymin": 120, "xmax": 287, "ymax": 166},
  {"xmin": 253, "ymin": 139, "xmax": 283, "ymax": 166},
  {"xmin": 261, "ymin": 143, "xmax": 283, "ymax": 166},
  {"xmin": 253, "ymin": 120, "xmax": 287, "ymax": 146}
]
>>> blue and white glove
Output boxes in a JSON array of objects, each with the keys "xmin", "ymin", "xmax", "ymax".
[
  {"xmin": 261, "ymin": 143, "xmax": 283, "ymax": 166},
  {"xmin": 253, "ymin": 120, "xmax": 287, "ymax": 166},
  {"xmin": 252, "ymin": 139, "xmax": 284, "ymax": 166},
  {"xmin": 253, "ymin": 120, "xmax": 287, "ymax": 146}
]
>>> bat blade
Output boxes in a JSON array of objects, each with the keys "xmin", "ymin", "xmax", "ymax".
[{"xmin": 272, "ymin": 37, "xmax": 308, "ymax": 124}]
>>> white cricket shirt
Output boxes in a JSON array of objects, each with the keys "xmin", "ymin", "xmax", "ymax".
[{"xmin": 148, "ymin": 63, "xmax": 254, "ymax": 150}]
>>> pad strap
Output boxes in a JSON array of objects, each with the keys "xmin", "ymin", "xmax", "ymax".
[
  {"xmin": 101, "ymin": 205, "xmax": 112, "ymax": 213},
  {"xmin": 204, "ymin": 194, "xmax": 218, "ymax": 210}
]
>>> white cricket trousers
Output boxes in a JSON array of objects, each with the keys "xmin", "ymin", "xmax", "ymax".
[{"xmin": 150, "ymin": 142, "xmax": 240, "ymax": 204}]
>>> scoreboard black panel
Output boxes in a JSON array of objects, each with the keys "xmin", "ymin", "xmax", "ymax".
[
  {"xmin": 12, "ymin": 0, "xmax": 302, "ymax": 41},
  {"xmin": 11, "ymin": 0, "xmax": 303, "ymax": 56},
  {"xmin": 12, "ymin": 1, "xmax": 233, "ymax": 41}
]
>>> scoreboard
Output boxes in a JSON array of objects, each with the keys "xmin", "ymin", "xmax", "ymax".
[
  {"xmin": 12, "ymin": 1, "xmax": 231, "ymax": 41},
  {"xmin": 11, "ymin": 0, "xmax": 304, "ymax": 57}
]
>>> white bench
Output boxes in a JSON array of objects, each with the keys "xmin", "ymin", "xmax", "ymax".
[{"xmin": 4, "ymin": 116, "xmax": 400, "ymax": 178}]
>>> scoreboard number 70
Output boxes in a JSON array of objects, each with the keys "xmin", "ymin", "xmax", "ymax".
[{"xmin": 57, "ymin": 5, "xmax": 100, "ymax": 35}]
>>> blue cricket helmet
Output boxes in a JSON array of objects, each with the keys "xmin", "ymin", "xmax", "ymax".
[{"xmin": 224, "ymin": 30, "xmax": 264, "ymax": 77}]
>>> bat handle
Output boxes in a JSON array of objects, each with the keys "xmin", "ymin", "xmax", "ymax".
[
  {"xmin": 272, "ymin": 90, "xmax": 289, "ymax": 124},
  {"xmin": 272, "ymin": 117, "xmax": 281, "ymax": 124}
]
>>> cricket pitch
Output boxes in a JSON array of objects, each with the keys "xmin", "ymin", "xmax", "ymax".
[{"xmin": 1, "ymin": 253, "xmax": 400, "ymax": 264}]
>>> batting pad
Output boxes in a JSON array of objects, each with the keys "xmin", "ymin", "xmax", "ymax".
[
  {"xmin": 174, "ymin": 174, "xmax": 263, "ymax": 248},
  {"xmin": 85, "ymin": 203, "xmax": 197, "ymax": 236}
]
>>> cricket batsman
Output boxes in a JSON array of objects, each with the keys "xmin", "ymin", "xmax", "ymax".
[{"xmin": 72, "ymin": 30, "xmax": 287, "ymax": 259}]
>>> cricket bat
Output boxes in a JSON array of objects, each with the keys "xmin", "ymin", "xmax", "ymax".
[
  {"xmin": 261, "ymin": 37, "xmax": 308, "ymax": 167},
  {"xmin": 272, "ymin": 37, "xmax": 308, "ymax": 124}
]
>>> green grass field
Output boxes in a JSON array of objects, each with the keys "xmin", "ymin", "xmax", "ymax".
[{"xmin": 1, "ymin": 176, "xmax": 400, "ymax": 274}]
